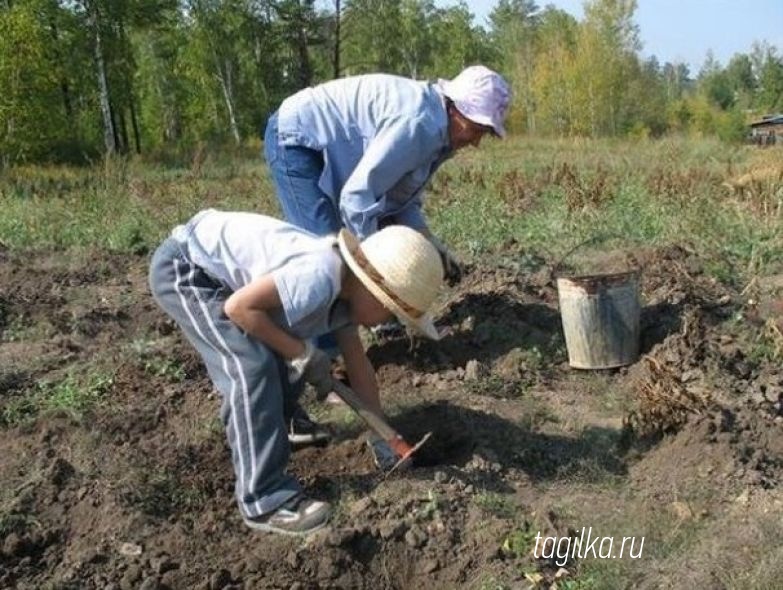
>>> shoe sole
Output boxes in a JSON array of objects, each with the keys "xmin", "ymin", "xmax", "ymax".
[
  {"xmin": 243, "ymin": 516, "xmax": 330, "ymax": 536},
  {"xmin": 288, "ymin": 434, "xmax": 331, "ymax": 446}
]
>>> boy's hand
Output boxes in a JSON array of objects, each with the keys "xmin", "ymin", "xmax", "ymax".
[{"xmin": 287, "ymin": 342, "xmax": 333, "ymax": 399}]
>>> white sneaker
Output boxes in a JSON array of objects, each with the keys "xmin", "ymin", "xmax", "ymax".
[{"xmin": 243, "ymin": 494, "xmax": 331, "ymax": 535}]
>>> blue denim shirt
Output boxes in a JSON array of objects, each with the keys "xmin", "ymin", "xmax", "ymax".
[{"xmin": 275, "ymin": 74, "xmax": 452, "ymax": 239}]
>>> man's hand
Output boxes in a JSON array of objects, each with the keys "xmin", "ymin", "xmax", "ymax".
[
  {"xmin": 287, "ymin": 341, "xmax": 333, "ymax": 400},
  {"xmin": 428, "ymin": 234, "xmax": 463, "ymax": 285}
]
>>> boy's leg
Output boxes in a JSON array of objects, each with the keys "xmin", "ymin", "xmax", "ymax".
[{"xmin": 149, "ymin": 239, "xmax": 303, "ymax": 518}]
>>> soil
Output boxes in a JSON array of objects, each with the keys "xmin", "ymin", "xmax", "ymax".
[{"xmin": 1, "ymin": 243, "xmax": 782, "ymax": 589}]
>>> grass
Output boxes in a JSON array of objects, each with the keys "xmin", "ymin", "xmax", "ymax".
[
  {"xmin": 0, "ymin": 137, "xmax": 779, "ymax": 288},
  {"xmin": 536, "ymin": 486, "xmax": 714, "ymax": 588},
  {"xmin": 427, "ymin": 137, "xmax": 782, "ymax": 283},
  {"xmin": 0, "ymin": 370, "xmax": 114, "ymax": 427},
  {"xmin": 129, "ymin": 337, "xmax": 188, "ymax": 382},
  {"xmin": 474, "ymin": 491, "xmax": 517, "ymax": 519},
  {"xmin": 118, "ymin": 468, "xmax": 209, "ymax": 518},
  {"xmin": 0, "ymin": 146, "xmax": 277, "ymax": 253}
]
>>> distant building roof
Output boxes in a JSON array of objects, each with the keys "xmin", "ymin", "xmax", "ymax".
[{"xmin": 750, "ymin": 114, "xmax": 783, "ymax": 127}]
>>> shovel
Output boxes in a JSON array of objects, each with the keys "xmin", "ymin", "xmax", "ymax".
[{"xmin": 329, "ymin": 379, "xmax": 430, "ymax": 473}]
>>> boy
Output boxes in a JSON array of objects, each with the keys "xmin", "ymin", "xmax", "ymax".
[{"xmin": 148, "ymin": 209, "xmax": 443, "ymax": 535}]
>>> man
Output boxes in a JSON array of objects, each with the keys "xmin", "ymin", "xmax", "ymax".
[
  {"xmin": 263, "ymin": 64, "xmax": 509, "ymax": 418},
  {"xmin": 263, "ymin": 65, "xmax": 511, "ymax": 283}
]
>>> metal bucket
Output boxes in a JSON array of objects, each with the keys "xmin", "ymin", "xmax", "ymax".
[{"xmin": 556, "ymin": 271, "xmax": 640, "ymax": 369}]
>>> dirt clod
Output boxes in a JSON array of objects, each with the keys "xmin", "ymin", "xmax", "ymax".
[
  {"xmin": 209, "ymin": 568, "xmax": 231, "ymax": 590},
  {"xmin": 378, "ymin": 520, "xmax": 407, "ymax": 541},
  {"xmin": 404, "ymin": 525, "xmax": 427, "ymax": 549},
  {"xmin": 2, "ymin": 532, "xmax": 25, "ymax": 557}
]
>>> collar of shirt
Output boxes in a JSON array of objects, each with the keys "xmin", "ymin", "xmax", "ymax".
[{"xmin": 431, "ymin": 82, "xmax": 454, "ymax": 155}]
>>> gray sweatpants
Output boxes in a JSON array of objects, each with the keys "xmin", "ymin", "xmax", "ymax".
[{"xmin": 148, "ymin": 237, "xmax": 302, "ymax": 518}]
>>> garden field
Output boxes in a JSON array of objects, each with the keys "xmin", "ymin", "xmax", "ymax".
[{"xmin": 1, "ymin": 137, "xmax": 782, "ymax": 589}]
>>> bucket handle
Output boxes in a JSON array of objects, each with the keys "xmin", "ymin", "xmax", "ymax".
[{"xmin": 550, "ymin": 232, "xmax": 641, "ymax": 282}]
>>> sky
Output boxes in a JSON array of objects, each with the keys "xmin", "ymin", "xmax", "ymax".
[{"xmin": 440, "ymin": 0, "xmax": 783, "ymax": 74}]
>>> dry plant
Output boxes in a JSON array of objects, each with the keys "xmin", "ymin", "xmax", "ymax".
[
  {"xmin": 764, "ymin": 318, "xmax": 783, "ymax": 360},
  {"xmin": 189, "ymin": 142, "xmax": 208, "ymax": 179},
  {"xmin": 626, "ymin": 310, "xmax": 713, "ymax": 437},
  {"xmin": 645, "ymin": 166, "xmax": 720, "ymax": 201},
  {"xmin": 553, "ymin": 162, "xmax": 613, "ymax": 211},
  {"xmin": 723, "ymin": 163, "xmax": 783, "ymax": 220},
  {"xmin": 495, "ymin": 168, "xmax": 542, "ymax": 214},
  {"xmin": 626, "ymin": 355, "xmax": 712, "ymax": 437}
]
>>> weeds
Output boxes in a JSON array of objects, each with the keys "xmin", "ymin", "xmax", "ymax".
[
  {"xmin": 476, "ymin": 577, "xmax": 510, "ymax": 590},
  {"xmin": 129, "ymin": 337, "xmax": 187, "ymax": 382},
  {"xmin": 414, "ymin": 489, "xmax": 441, "ymax": 521},
  {"xmin": 466, "ymin": 374, "xmax": 525, "ymax": 399},
  {"xmin": 518, "ymin": 400, "xmax": 560, "ymax": 430},
  {"xmin": 143, "ymin": 358, "xmax": 186, "ymax": 382},
  {"xmin": 119, "ymin": 468, "xmax": 208, "ymax": 518},
  {"xmin": 558, "ymin": 572, "xmax": 603, "ymax": 589},
  {"xmin": 500, "ymin": 521, "xmax": 538, "ymax": 559},
  {"xmin": 746, "ymin": 319, "xmax": 783, "ymax": 364},
  {"xmin": 0, "ymin": 512, "xmax": 38, "ymax": 536},
  {"xmin": 474, "ymin": 491, "xmax": 516, "ymax": 519},
  {"xmin": 2, "ymin": 138, "xmax": 780, "ymax": 286},
  {"xmin": 1, "ymin": 370, "xmax": 114, "ymax": 427},
  {"xmin": 1, "ymin": 313, "xmax": 29, "ymax": 342}
]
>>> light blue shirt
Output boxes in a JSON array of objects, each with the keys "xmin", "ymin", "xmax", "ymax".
[
  {"xmin": 276, "ymin": 74, "xmax": 452, "ymax": 239},
  {"xmin": 172, "ymin": 210, "xmax": 352, "ymax": 339}
]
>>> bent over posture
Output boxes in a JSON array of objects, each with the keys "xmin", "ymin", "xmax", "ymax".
[
  {"xmin": 149, "ymin": 209, "xmax": 443, "ymax": 535},
  {"xmin": 264, "ymin": 65, "xmax": 511, "ymax": 281}
]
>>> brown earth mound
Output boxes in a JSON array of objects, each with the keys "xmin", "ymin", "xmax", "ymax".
[{"xmin": 1, "ymin": 244, "xmax": 782, "ymax": 589}]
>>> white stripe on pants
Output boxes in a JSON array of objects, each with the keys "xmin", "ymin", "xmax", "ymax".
[{"xmin": 149, "ymin": 238, "xmax": 301, "ymax": 517}]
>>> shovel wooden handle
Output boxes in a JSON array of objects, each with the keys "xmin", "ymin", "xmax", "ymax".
[{"xmin": 330, "ymin": 379, "xmax": 413, "ymax": 456}]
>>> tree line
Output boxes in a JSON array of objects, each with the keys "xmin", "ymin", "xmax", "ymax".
[{"xmin": 1, "ymin": 0, "xmax": 782, "ymax": 163}]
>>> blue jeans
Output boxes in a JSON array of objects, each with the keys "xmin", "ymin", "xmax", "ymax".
[
  {"xmin": 263, "ymin": 112, "xmax": 339, "ymax": 354},
  {"xmin": 263, "ymin": 112, "xmax": 340, "ymax": 236}
]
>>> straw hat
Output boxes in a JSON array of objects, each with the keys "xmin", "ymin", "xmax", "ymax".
[{"xmin": 337, "ymin": 226, "xmax": 444, "ymax": 340}]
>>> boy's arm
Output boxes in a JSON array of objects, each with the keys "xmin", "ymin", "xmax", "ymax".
[
  {"xmin": 224, "ymin": 274, "xmax": 305, "ymax": 359},
  {"xmin": 335, "ymin": 325, "xmax": 383, "ymax": 415}
]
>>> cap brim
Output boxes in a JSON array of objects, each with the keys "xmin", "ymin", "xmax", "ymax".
[
  {"xmin": 338, "ymin": 229, "xmax": 441, "ymax": 341},
  {"xmin": 457, "ymin": 109, "xmax": 506, "ymax": 139}
]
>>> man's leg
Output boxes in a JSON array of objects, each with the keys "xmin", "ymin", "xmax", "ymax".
[
  {"xmin": 263, "ymin": 113, "xmax": 340, "ymax": 236},
  {"xmin": 263, "ymin": 115, "xmax": 340, "ymax": 357}
]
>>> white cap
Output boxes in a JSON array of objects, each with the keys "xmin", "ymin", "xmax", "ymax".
[{"xmin": 438, "ymin": 65, "xmax": 511, "ymax": 138}]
